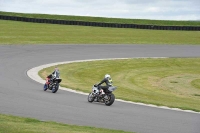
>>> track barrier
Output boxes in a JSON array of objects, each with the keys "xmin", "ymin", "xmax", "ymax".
[{"xmin": 0, "ymin": 15, "xmax": 199, "ymax": 31}]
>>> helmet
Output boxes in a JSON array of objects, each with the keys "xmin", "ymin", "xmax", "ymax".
[
  {"xmin": 105, "ymin": 74, "xmax": 111, "ymax": 79},
  {"xmin": 55, "ymin": 67, "xmax": 59, "ymax": 71}
]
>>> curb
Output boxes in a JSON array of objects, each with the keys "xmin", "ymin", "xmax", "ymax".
[{"xmin": 27, "ymin": 58, "xmax": 200, "ymax": 114}]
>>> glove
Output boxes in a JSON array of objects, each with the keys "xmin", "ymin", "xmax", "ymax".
[{"xmin": 94, "ymin": 84, "xmax": 98, "ymax": 87}]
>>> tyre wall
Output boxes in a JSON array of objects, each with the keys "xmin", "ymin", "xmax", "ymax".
[{"xmin": 0, "ymin": 15, "xmax": 199, "ymax": 31}]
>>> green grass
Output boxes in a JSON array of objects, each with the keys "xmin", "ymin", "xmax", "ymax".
[
  {"xmin": 0, "ymin": 114, "xmax": 131, "ymax": 133},
  {"xmin": 191, "ymin": 79, "xmax": 200, "ymax": 89},
  {"xmin": 0, "ymin": 20, "xmax": 200, "ymax": 45},
  {"xmin": 1, "ymin": 11, "xmax": 200, "ymax": 26},
  {"xmin": 39, "ymin": 58, "xmax": 200, "ymax": 112}
]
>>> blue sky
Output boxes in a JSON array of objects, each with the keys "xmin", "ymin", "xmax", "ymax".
[{"xmin": 0, "ymin": 0, "xmax": 199, "ymax": 20}]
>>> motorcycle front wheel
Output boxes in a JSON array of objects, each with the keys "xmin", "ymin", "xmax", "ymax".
[
  {"xmin": 43, "ymin": 84, "xmax": 48, "ymax": 91},
  {"xmin": 88, "ymin": 92, "xmax": 95, "ymax": 102},
  {"xmin": 52, "ymin": 83, "xmax": 59, "ymax": 93}
]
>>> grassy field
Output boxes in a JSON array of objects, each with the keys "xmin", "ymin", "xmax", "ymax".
[
  {"xmin": 39, "ymin": 58, "xmax": 200, "ymax": 112},
  {"xmin": 1, "ymin": 11, "xmax": 200, "ymax": 26},
  {"xmin": 0, "ymin": 114, "xmax": 131, "ymax": 133},
  {"xmin": 0, "ymin": 20, "xmax": 200, "ymax": 45}
]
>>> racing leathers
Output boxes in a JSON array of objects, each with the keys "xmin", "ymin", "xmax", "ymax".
[
  {"xmin": 97, "ymin": 77, "xmax": 113, "ymax": 94},
  {"xmin": 51, "ymin": 70, "xmax": 60, "ymax": 79},
  {"xmin": 46, "ymin": 70, "xmax": 60, "ymax": 88}
]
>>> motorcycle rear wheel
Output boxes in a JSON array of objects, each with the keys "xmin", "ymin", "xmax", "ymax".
[{"xmin": 105, "ymin": 93, "xmax": 115, "ymax": 106}]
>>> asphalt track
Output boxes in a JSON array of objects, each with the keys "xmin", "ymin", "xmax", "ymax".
[{"xmin": 0, "ymin": 44, "xmax": 200, "ymax": 133}]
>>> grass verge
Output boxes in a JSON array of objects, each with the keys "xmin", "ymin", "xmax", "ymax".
[
  {"xmin": 39, "ymin": 58, "xmax": 200, "ymax": 112},
  {"xmin": 0, "ymin": 114, "xmax": 131, "ymax": 133},
  {"xmin": 0, "ymin": 20, "xmax": 200, "ymax": 45}
]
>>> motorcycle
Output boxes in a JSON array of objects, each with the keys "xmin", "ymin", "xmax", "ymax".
[
  {"xmin": 88, "ymin": 85, "xmax": 117, "ymax": 106},
  {"xmin": 43, "ymin": 75, "xmax": 62, "ymax": 93}
]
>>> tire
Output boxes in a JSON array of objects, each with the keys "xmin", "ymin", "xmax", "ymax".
[
  {"xmin": 105, "ymin": 93, "xmax": 115, "ymax": 106},
  {"xmin": 52, "ymin": 83, "xmax": 59, "ymax": 93},
  {"xmin": 88, "ymin": 92, "xmax": 95, "ymax": 102},
  {"xmin": 43, "ymin": 84, "xmax": 48, "ymax": 91}
]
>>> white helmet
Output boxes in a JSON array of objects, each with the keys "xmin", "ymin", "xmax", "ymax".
[{"xmin": 105, "ymin": 74, "xmax": 111, "ymax": 79}]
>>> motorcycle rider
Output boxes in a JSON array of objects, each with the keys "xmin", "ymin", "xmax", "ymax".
[
  {"xmin": 96, "ymin": 74, "xmax": 113, "ymax": 95},
  {"xmin": 51, "ymin": 67, "xmax": 60, "ymax": 79},
  {"xmin": 45, "ymin": 67, "xmax": 60, "ymax": 89}
]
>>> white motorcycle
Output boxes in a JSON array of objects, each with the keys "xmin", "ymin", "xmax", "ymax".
[{"xmin": 88, "ymin": 85, "xmax": 117, "ymax": 106}]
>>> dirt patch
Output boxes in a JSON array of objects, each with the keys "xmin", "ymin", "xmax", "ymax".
[{"xmin": 149, "ymin": 74, "xmax": 200, "ymax": 97}]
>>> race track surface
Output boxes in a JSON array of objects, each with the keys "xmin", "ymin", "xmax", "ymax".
[{"xmin": 0, "ymin": 44, "xmax": 200, "ymax": 133}]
